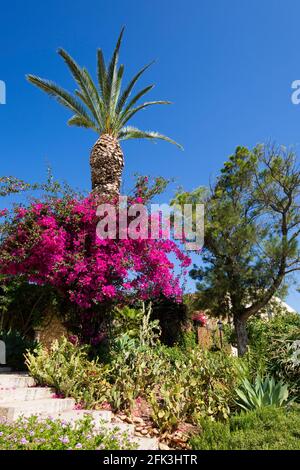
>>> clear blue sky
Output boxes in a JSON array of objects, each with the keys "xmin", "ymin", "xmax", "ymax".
[{"xmin": 0, "ymin": 0, "xmax": 300, "ymax": 311}]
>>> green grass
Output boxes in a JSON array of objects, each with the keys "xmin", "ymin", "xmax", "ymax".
[{"xmin": 190, "ymin": 406, "xmax": 300, "ymax": 450}]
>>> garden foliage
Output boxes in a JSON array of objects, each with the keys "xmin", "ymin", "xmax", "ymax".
[
  {"xmin": 0, "ymin": 414, "xmax": 136, "ymax": 450},
  {"xmin": 0, "ymin": 330, "xmax": 37, "ymax": 371},
  {"xmin": 235, "ymin": 375, "xmax": 293, "ymax": 411},
  {"xmin": 0, "ymin": 195, "xmax": 190, "ymax": 309},
  {"xmin": 246, "ymin": 314, "xmax": 300, "ymax": 400},
  {"xmin": 190, "ymin": 405, "xmax": 300, "ymax": 450},
  {"xmin": 26, "ymin": 303, "xmax": 238, "ymax": 431},
  {"xmin": 26, "ymin": 337, "xmax": 110, "ymax": 408}
]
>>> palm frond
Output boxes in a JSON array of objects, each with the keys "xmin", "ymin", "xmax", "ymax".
[
  {"xmin": 110, "ymin": 64, "xmax": 125, "ymax": 131},
  {"xmin": 26, "ymin": 75, "xmax": 95, "ymax": 126},
  {"xmin": 58, "ymin": 49, "xmax": 101, "ymax": 127},
  {"xmin": 82, "ymin": 68, "xmax": 105, "ymax": 127},
  {"xmin": 116, "ymin": 64, "xmax": 125, "ymax": 100},
  {"xmin": 118, "ymin": 126, "xmax": 183, "ymax": 150},
  {"xmin": 97, "ymin": 48, "xmax": 108, "ymax": 102},
  {"xmin": 120, "ymin": 101, "xmax": 171, "ymax": 127},
  {"xmin": 107, "ymin": 27, "xmax": 125, "ymax": 113},
  {"xmin": 119, "ymin": 84, "xmax": 154, "ymax": 118},
  {"xmin": 27, "ymin": 29, "xmax": 182, "ymax": 149},
  {"xmin": 111, "ymin": 64, "xmax": 125, "ymax": 116},
  {"xmin": 116, "ymin": 61, "xmax": 154, "ymax": 114},
  {"xmin": 115, "ymin": 84, "xmax": 154, "ymax": 130},
  {"xmin": 68, "ymin": 114, "xmax": 99, "ymax": 131}
]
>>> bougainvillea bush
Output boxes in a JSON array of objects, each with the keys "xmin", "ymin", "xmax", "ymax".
[{"xmin": 0, "ymin": 194, "xmax": 190, "ymax": 332}]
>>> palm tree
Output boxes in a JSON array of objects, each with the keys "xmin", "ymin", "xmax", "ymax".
[{"xmin": 27, "ymin": 28, "xmax": 182, "ymax": 197}]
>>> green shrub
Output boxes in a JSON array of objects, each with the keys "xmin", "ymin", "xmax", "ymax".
[
  {"xmin": 178, "ymin": 329, "xmax": 197, "ymax": 350},
  {"xmin": 246, "ymin": 314, "xmax": 300, "ymax": 400},
  {"xmin": 0, "ymin": 329, "xmax": 38, "ymax": 370},
  {"xmin": 225, "ymin": 313, "xmax": 300, "ymax": 399},
  {"xmin": 105, "ymin": 316, "xmax": 237, "ymax": 428},
  {"xmin": 25, "ymin": 337, "xmax": 111, "ymax": 408},
  {"xmin": 0, "ymin": 414, "xmax": 136, "ymax": 450},
  {"xmin": 25, "ymin": 305, "xmax": 238, "ymax": 432},
  {"xmin": 157, "ymin": 344, "xmax": 187, "ymax": 364},
  {"xmin": 0, "ymin": 277, "xmax": 60, "ymax": 336},
  {"xmin": 267, "ymin": 333, "xmax": 300, "ymax": 399},
  {"xmin": 107, "ymin": 327, "xmax": 237, "ymax": 430},
  {"xmin": 149, "ymin": 380, "xmax": 189, "ymax": 431},
  {"xmin": 235, "ymin": 375, "xmax": 293, "ymax": 411},
  {"xmin": 104, "ymin": 303, "xmax": 164, "ymax": 410},
  {"xmin": 107, "ymin": 333, "xmax": 165, "ymax": 410},
  {"xmin": 110, "ymin": 305, "xmax": 144, "ymax": 340},
  {"xmin": 248, "ymin": 313, "xmax": 300, "ymax": 346},
  {"xmin": 190, "ymin": 405, "xmax": 300, "ymax": 450},
  {"xmin": 149, "ymin": 348, "xmax": 238, "ymax": 431}
]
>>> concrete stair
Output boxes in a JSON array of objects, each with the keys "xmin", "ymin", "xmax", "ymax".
[
  {"xmin": 0, "ymin": 372, "xmax": 159, "ymax": 450},
  {"xmin": 0, "ymin": 367, "xmax": 12, "ymax": 373},
  {"xmin": 0, "ymin": 373, "xmax": 35, "ymax": 388},
  {"xmin": 42, "ymin": 409, "xmax": 113, "ymax": 425},
  {"xmin": 135, "ymin": 436, "xmax": 160, "ymax": 450},
  {"xmin": 0, "ymin": 397, "xmax": 76, "ymax": 420},
  {"xmin": 106, "ymin": 421, "xmax": 135, "ymax": 434},
  {"xmin": 0, "ymin": 386, "xmax": 54, "ymax": 402}
]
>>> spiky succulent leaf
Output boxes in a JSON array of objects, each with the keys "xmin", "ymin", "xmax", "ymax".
[{"xmin": 235, "ymin": 374, "xmax": 293, "ymax": 411}]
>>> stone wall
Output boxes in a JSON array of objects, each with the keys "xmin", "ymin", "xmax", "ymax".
[{"xmin": 35, "ymin": 312, "xmax": 69, "ymax": 349}]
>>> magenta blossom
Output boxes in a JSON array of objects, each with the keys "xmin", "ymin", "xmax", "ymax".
[
  {"xmin": 68, "ymin": 335, "xmax": 79, "ymax": 346},
  {"xmin": 0, "ymin": 195, "xmax": 191, "ymax": 309},
  {"xmin": 0, "ymin": 209, "xmax": 8, "ymax": 217},
  {"xmin": 192, "ymin": 312, "xmax": 207, "ymax": 326}
]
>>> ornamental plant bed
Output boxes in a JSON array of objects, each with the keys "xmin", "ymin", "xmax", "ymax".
[{"xmin": 116, "ymin": 408, "xmax": 198, "ymax": 450}]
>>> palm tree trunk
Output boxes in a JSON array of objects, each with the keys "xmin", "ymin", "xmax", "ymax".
[{"xmin": 90, "ymin": 133, "xmax": 124, "ymax": 198}]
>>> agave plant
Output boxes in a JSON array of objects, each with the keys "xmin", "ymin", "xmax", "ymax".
[
  {"xmin": 235, "ymin": 375, "xmax": 293, "ymax": 411},
  {"xmin": 27, "ymin": 28, "xmax": 182, "ymax": 197}
]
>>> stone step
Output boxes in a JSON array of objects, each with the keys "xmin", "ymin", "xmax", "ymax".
[
  {"xmin": 0, "ymin": 367, "xmax": 12, "ymax": 374},
  {"xmin": 106, "ymin": 421, "xmax": 135, "ymax": 435},
  {"xmin": 0, "ymin": 373, "xmax": 36, "ymax": 388},
  {"xmin": 94, "ymin": 421, "xmax": 159, "ymax": 449},
  {"xmin": 0, "ymin": 397, "xmax": 75, "ymax": 421},
  {"xmin": 42, "ymin": 409, "xmax": 113, "ymax": 425},
  {"xmin": 0, "ymin": 370, "xmax": 160, "ymax": 449},
  {"xmin": 0, "ymin": 386, "xmax": 54, "ymax": 402},
  {"xmin": 134, "ymin": 436, "xmax": 159, "ymax": 450}
]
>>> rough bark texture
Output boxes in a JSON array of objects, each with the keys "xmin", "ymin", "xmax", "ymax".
[
  {"xmin": 234, "ymin": 315, "xmax": 248, "ymax": 356},
  {"xmin": 90, "ymin": 133, "xmax": 124, "ymax": 197},
  {"xmin": 36, "ymin": 312, "xmax": 69, "ymax": 349}
]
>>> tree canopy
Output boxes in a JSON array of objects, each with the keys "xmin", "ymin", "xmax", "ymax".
[
  {"xmin": 27, "ymin": 28, "xmax": 182, "ymax": 148},
  {"xmin": 172, "ymin": 144, "xmax": 300, "ymax": 355}
]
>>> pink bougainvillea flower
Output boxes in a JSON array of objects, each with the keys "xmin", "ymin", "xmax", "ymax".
[
  {"xmin": 0, "ymin": 209, "xmax": 8, "ymax": 217},
  {"xmin": 192, "ymin": 312, "xmax": 207, "ymax": 326},
  {"xmin": 0, "ymin": 196, "xmax": 191, "ymax": 312}
]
